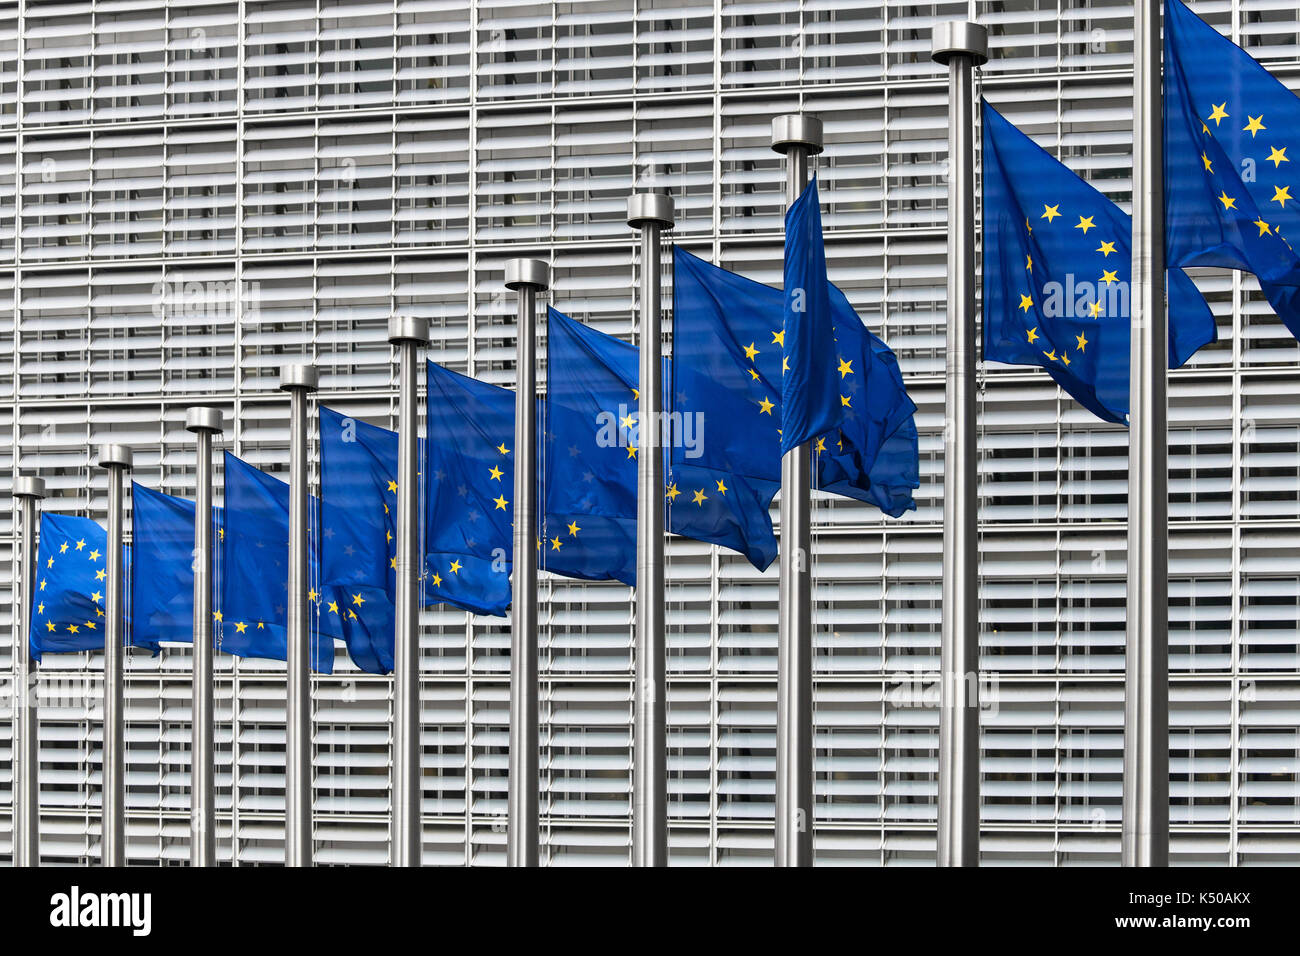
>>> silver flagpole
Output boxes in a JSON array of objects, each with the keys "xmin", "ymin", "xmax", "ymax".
[
  {"xmin": 389, "ymin": 316, "xmax": 429, "ymax": 867},
  {"xmin": 628, "ymin": 192, "xmax": 675, "ymax": 868},
  {"xmin": 771, "ymin": 114, "xmax": 821, "ymax": 868},
  {"xmin": 504, "ymin": 258, "xmax": 550, "ymax": 868},
  {"xmin": 1123, "ymin": 0, "xmax": 1169, "ymax": 868},
  {"xmin": 95, "ymin": 443, "xmax": 133, "ymax": 867},
  {"xmin": 931, "ymin": 20, "xmax": 988, "ymax": 869},
  {"xmin": 280, "ymin": 365, "xmax": 318, "ymax": 867},
  {"xmin": 186, "ymin": 407, "xmax": 223, "ymax": 867},
  {"xmin": 12, "ymin": 475, "xmax": 46, "ymax": 867}
]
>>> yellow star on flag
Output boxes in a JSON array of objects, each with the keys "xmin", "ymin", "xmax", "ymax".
[
  {"xmin": 1074, "ymin": 215, "xmax": 1095, "ymax": 233},
  {"xmin": 837, "ymin": 358, "xmax": 853, "ymax": 378},
  {"xmin": 1243, "ymin": 115, "xmax": 1266, "ymax": 137},
  {"xmin": 1207, "ymin": 102, "xmax": 1229, "ymax": 126},
  {"xmin": 1019, "ymin": 294, "xmax": 1033, "ymax": 313},
  {"xmin": 1271, "ymin": 185, "xmax": 1291, "ymax": 208},
  {"xmin": 1041, "ymin": 203, "xmax": 1060, "ymax": 222},
  {"xmin": 1266, "ymin": 146, "xmax": 1289, "ymax": 168},
  {"xmin": 743, "ymin": 342, "xmax": 759, "ymax": 360},
  {"xmin": 1218, "ymin": 190, "xmax": 1237, "ymax": 210},
  {"xmin": 494, "ymin": 494, "xmax": 508, "ymax": 510},
  {"xmin": 692, "ymin": 489, "xmax": 708, "ymax": 505}
]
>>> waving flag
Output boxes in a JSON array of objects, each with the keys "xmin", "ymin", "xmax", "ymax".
[
  {"xmin": 546, "ymin": 307, "xmax": 778, "ymax": 576},
  {"xmin": 221, "ymin": 452, "xmax": 333, "ymax": 672},
  {"xmin": 1165, "ymin": 0, "xmax": 1300, "ymax": 341},
  {"xmin": 30, "ymin": 512, "xmax": 142, "ymax": 661},
  {"xmin": 672, "ymin": 246, "xmax": 919, "ymax": 516},
  {"xmin": 982, "ymin": 99, "xmax": 1217, "ymax": 423},
  {"xmin": 131, "ymin": 483, "xmax": 223, "ymax": 649},
  {"xmin": 424, "ymin": 361, "xmax": 518, "ymax": 617},
  {"xmin": 320, "ymin": 406, "xmax": 399, "ymax": 674},
  {"xmin": 780, "ymin": 175, "xmax": 840, "ymax": 453}
]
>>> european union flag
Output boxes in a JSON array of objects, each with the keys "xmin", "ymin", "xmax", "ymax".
[
  {"xmin": 320, "ymin": 405, "xmax": 399, "ymax": 674},
  {"xmin": 1166, "ymin": 0, "xmax": 1300, "ymax": 341},
  {"xmin": 31, "ymin": 512, "xmax": 144, "ymax": 661},
  {"xmin": 982, "ymin": 99, "xmax": 1217, "ymax": 424},
  {"xmin": 424, "ymin": 361, "xmax": 518, "ymax": 617},
  {"xmin": 672, "ymin": 246, "xmax": 919, "ymax": 517},
  {"xmin": 780, "ymin": 175, "xmax": 840, "ymax": 454},
  {"xmin": 131, "ymin": 483, "xmax": 223, "ymax": 648},
  {"xmin": 221, "ymin": 452, "xmax": 334, "ymax": 672},
  {"xmin": 546, "ymin": 307, "xmax": 778, "ymax": 576}
]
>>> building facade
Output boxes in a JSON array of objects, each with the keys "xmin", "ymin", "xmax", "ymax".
[{"xmin": 1, "ymin": 0, "xmax": 1298, "ymax": 865}]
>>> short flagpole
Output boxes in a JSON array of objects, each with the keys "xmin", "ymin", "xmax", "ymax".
[
  {"xmin": 1123, "ymin": 0, "xmax": 1170, "ymax": 868},
  {"xmin": 771, "ymin": 114, "xmax": 821, "ymax": 868},
  {"xmin": 504, "ymin": 258, "xmax": 550, "ymax": 868},
  {"xmin": 628, "ymin": 192, "xmax": 675, "ymax": 868},
  {"xmin": 186, "ymin": 407, "xmax": 223, "ymax": 867},
  {"xmin": 95, "ymin": 443, "xmax": 133, "ymax": 867},
  {"xmin": 280, "ymin": 365, "xmax": 318, "ymax": 867},
  {"xmin": 931, "ymin": 20, "xmax": 988, "ymax": 869},
  {"xmin": 12, "ymin": 475, "xmax": 46, "ymax": 867},
  {"xmin": 389, "ymin": 316, "xmax": 429, "ymax": 867}
]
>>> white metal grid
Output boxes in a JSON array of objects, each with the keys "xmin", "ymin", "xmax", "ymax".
[{"xmin": 0, "ymin": 0, "xmax": 1296, "ymax": 865}]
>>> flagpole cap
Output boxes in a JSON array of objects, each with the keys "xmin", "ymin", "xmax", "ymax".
[
  {"xmin": 931, "ymin": 21, "xmax": 988, "ymax": 66},
  {"xmin": 388, "ymin": 316, "xmax": 429, "ymax": 346},
  {"xmin": 771, "ymin": 115, "xmax": 824, "ymax": 155},
  {"xmin": 95, "ymin": 444, "xmax": 134, "ymax": 470},
  {"xmin": 13, "ymin": 476, "xmax": 45, "ymax": 500},
  {"xmin": 504, "ymin": 258, "xmax": 551, "ymax": 291},
  {"xmin": 627, "ymin": 193, "xmax": 675, "ymax": 231},
  {"xmin": 185, "ymin": 406, "xmax": 224, "ymax": 434},
  {"xmin": 279, "ymin": 363, "xmax": 320, "ymax": 392}
]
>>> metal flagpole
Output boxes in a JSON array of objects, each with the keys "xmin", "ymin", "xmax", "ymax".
[
  {"xmin": 504, "ymin": 258, "xmax": 550, "ymax": 868},
  {"xmin": 389, "ymin": 316, "xmax": 429, "ymax": 867},
  {"xmin": 771, "ymin": 115, "xmax": 822, "ymax": 868},
  {"xmin": 96, "ymin": 443, "xmax": 133, "ymax": 867},
  {"xmin": 1123, "ymin": 0, "xmax": 1169, "ymax": 868},
  {"xmin": 186, "ymin": 406, "xmax": 223, "ymax": 867},
  {"xmin": 280, "ymin": 364, "xmax": 318, "ymax": 867},
  {"xmin": 12, "ymin": 475, "xmax": 46, "ymax": 867},
  {"xmin": 628, "ymin": 192, "xmax": 675, "ymax": 868},
  {"xmin": 932, "ymin": 20, "xmax": 988, "ymax": 870}
]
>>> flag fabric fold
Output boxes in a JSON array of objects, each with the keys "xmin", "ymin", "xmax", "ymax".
[
  {"xmin": 221, "ymin": 451, "xmax": 334, "ymax": 672},
  {"xmin": 424, "ymin": 361, "xmax": 518, "ymax": 617},
  {"xmin": 320, "ymin": 406, "xmax": 400, "ymax": 675},
  {"xmin": 672, "ymin": 245, "xmax": 919, "ymax": 517},
  {"xmin": 131, "ymin": 483, "xmax": 223, "ymax": 650},
  {"xmin": 981, "ymin": 98, "xmax": 1218, "ymax": 424},
  {"xmin": 780, "ymin": 175, "xmax": 841, "ymax": 454},
  {"xmin": 30, "ymin": 512, "xmax": 141, "ymax": 661},
  {"xmin": 1165, "ymin": 0, "xmax": 1300, "ymax": 341}
]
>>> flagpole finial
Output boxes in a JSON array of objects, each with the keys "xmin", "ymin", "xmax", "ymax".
[
  {"xmin": 13, "ymin": 475, "xmax": 45, "ymax": 499},
  {"xmin": 930, "ymin": 20, "xmax": 988, "ymax": 66},
  {"xmin": 627, "ymin": 192, "xmax": 675, "ymax": 231},
  {"xmin": 279, "ymin": 363, "xmax": 320, "ymax": 392},
  {"xmin": 504, "ymin": 258, "xmax": 551, "ymax": 291},
  {"xmin": 771, "ymin": 115, "xmax": 824, "ymax": 156},
  {"xmin": 185, "ymin": 406, "xmax": 224, "ymax": 434},
  {"xmin": 95, "ymin": 444, "xmax": 133, "ymax": 470},
  {"xmin": 388, "ymin": 316, "xmax": 429, "ymax": 346}
]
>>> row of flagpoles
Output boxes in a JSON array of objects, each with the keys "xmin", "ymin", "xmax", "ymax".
[{"xmin": 15, "ymin": 0, "xmax": 1291, "ymax": 865}]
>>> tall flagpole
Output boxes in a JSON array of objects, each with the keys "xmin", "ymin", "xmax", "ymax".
[
  {"xmin": 628, "ymin": 192, "xmax": 675, "ymax": 868},
  {"xmin": 932, "ymin": 20, "xmax": 988, "ymax": 869},
  {"xmin": 771, "ymin": 115, "xmax": 821, "ymax": 868},
  {"xmin": 96, "ymin": 443, "xmax": 133, "ymax": 867},
  {"xmin": 1123, "ymin": 0, "xmax": 1169, "ymax": 868},
  {"xmin": 389, "ymin": 316, "xmax": 429, "ymax": 867},
  {"xmin": 12, "ymin": 475, "xmax": 46, "ymax": 867},
  {"xmin": 186, "ymin": 406, "xmax": 223, "ymax": 867},
  {"xmin": 280, "ymin": 364, "xmax": 318, "ymax": 867},
  {"xmin": 504, "ymin": 258, "xmax": 550, "ymax": 868}
]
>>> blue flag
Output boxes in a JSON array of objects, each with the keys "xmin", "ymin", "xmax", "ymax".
[
  {"xmin": 982, "ymin": 99, "xmax": 1217, "ymax": 423},
  {"xmin": 221, "ymin": 452, "xmax": 334, "ymax": 672},
  {"xmin": 546, "ymin": 307, "xmax": 779, "ymax": 576},
  {"xmin": 672, "ymin": 246, "xmax": 919, "ymax": 517},
  {"xmin": 320, "ymin": 406, "xmax": 399, "ymax": 675},
  {"xmin": 131, "ymin": 483, "xmax": 223, "ymax": 649},
  {"xmin": 1165, "ymin": 0, "xmax": 1300, "ymax": 341},
  {"xmin": 424, "ymin": 361, "xmax": 517, "ymax": 617},
  {"xmin": 30, "ymin": 512, "xmax": 144, "ymax": 661},
  {"xmin": 780, "ymin": 175, "xmax": 840, "ymax": 454}
]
